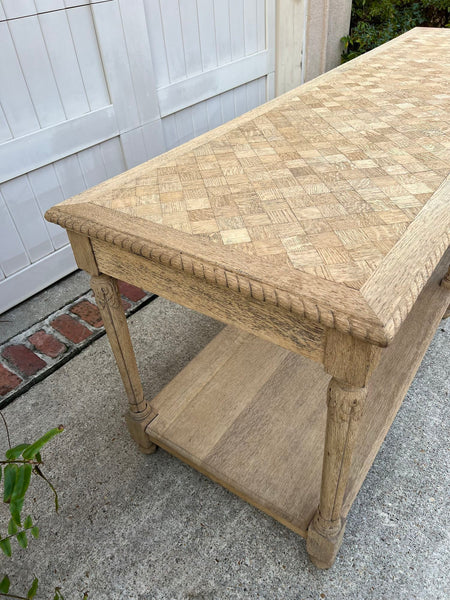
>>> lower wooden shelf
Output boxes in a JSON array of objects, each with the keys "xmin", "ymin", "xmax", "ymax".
[{"xmin": 146, "ymin": 260, "xmax": 449, "ymax": 538}]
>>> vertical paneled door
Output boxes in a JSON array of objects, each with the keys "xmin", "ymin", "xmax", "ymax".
[{"xmin": 0, "ymin": 0, "xmax": 275, "ymax": 313}]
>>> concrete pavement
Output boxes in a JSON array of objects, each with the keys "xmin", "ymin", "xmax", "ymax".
[{"xmin": 1, "ymin": 297, "xmax": 449, "ymax": 599}]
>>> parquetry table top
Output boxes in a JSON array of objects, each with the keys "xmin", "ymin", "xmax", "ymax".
[{"xmin": 46, "ymin": 28, "xmax": 450, "ymax": 347}]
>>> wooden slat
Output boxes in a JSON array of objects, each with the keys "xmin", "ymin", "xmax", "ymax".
[
  {"xmin": 174, "ymin": 110, "xmax": 195, "ymax": 147},
  {"xmin": 0, "ymin": 244, "xmax": 76, "ymax": 314},
  {"xmin": 0, "ymin": 102, "xmax": 12, "ymax": 143},
  {"xmin": 143, "ymin": 0, "xmax": 170, "ymax": 87},
  {"xmin": 91, "ymin": 0, "xmax": 140, "ymax": 132},
  {"xmin": 117, "ymin": 0, "xmax": 161, "ymax": 125},
  {"xmin": 196, "ymin": 0, "xmax": 217, "ymax": 71},
  {"xmin": 100, "ymin": 137, "xmax": 127, "ymax": 179},
  {"xmin": 28, "ymin": 165, "xmax": 68, "ymax": 250},
  {"xmin": 179, "ymin": 0, "xmax": 202, "ymax": 77},
  {"xmin": 256, "ymin": 0, "xmax": 265, "ymax": 51},
  {"xmin": 1, "ymin": 1, "xmax": 101, "ymax": 18},
  {"xmin": 120, "ymin": 127, "xmax": 148, "ymax": 170},
  {"xmin": 205, "ymin": 95, "xmax": 222, "ymax": 130},
  {"xmin": 1, "ymin": 0, "xmax": 35, "ymax": 20},
  {"xmin": 53, "ymin": 154, "xmax": 87, "ymax": 198},
  {"xmin": 66, "ymin": 5, "xmax": 111, "ymax": 111},
  {"xmin": 0, "ymin": 106, "xmax": 117, "ymax": 184},
  {"xmin": 141, "ymin": 119, "xmax": 166, "ymax": 161},
  {"xmin": 158, "ymin": 0, "xmax": 186, "ymax": 83},
  {"xmin": 147, "ymin": 329, "xmax": 328, "ymax": 538},
  {"xmin": 34, "ymin": 1, "xmax": 65, "ymax": 11},
  {"xmin": 38, "ymin": 10, "xmax": 90, "ymax": 119},
  {"xmin": 77, "ymin": 145, "xmax": 108, "ymax": 188},
  {"xmin": 8, "ymin": 16, "xmax": 66, "ymax": 127},
  {"xmin": 0, "ymin": 191, "xmax": 30, "ymax": 277},
  {"xmin": 230, "ymin": 0, "xmax": 245, "ymax": 60},
  {"xmin": 147, "ymin": 250, "xmax": 450, "ymax": 536},
  {"xmin": 1, "ymin": 176, "xmax": 53, "ymax": 263},
  {"xmin": 243, "ymin": 0, "xmax": 259, "ymax": 55},
  {"xmin": 0, "ymin": 21, "xmax": 40, "ymax": 137},
  {"xmin": 213, "ymin": 0, "xmax": 232, "ymax": 64}
]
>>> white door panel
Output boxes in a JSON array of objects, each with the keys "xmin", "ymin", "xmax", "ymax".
[{"xmin": 0, "ymin": 0, "xmax": 275, "ymax": 313}]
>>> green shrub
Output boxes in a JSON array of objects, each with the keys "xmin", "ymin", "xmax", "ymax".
[{"xmin": 341, "ymin": 0, "xmax": 450, "ymax": 62}]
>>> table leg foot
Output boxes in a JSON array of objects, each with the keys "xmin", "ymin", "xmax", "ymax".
[
  {"xmin": 443, "ymin": 304, "xmax": 450, "ymax": 319},
  {"xmin": 125, "ymin": 403, "xmax": 158, "ymax": 454},
  {"xmin": 306, "ymin": 512, "xmax": 346, "ymax": 569}
]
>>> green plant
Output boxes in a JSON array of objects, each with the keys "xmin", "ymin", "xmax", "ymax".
[
  {"xmin": 0, "ymin": 413, "xmax": 86, "ymax": 599},
  {"xmin": 341, "ymin": 0, "xmax": 450, "ymax": 62}
]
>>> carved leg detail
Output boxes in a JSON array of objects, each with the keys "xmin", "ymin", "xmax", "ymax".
[
  {"xmin": 307, "ymin": 379, "xmax": 366, "ymax": 568},
  {"xmin": 443, "ymin": 305, "xmax": 450, "ymax": 320},
  {"xmin": 91, "ymin": 274, "xmax": 157, "ymax": 454}
]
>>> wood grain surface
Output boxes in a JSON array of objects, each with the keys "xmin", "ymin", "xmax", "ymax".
[
  {"xmin": 145, "ymin": 249, "xmax": 450, "ymax": 538},
  {"xmin": 46, "ymin": 28, "xmax": 450, "ymax": 345}
]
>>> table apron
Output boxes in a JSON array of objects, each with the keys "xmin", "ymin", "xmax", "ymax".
[{"xmin": 90, "ymin": 238, "xmax": 326, "ymax": 364}]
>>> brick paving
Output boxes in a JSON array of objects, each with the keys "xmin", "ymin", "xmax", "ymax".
[
  {"xmin": 28, "ymin": 330, "xmax": 66, "ymax": 359},
  {"xmin": 2, "ymin": 344, "xmax": 47, "ymax": 377},
  {"xmin": 0, "ymin": 282, "xmax": 155, "ymax": 409},
  {"xmin": 51, "ymin": 314, "xmax": 93, "ymax": 344}
]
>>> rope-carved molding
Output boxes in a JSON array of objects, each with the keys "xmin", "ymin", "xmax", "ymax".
[{"xmin": 47, "ymin": 207, "xmax": 389, "ymax": 346}]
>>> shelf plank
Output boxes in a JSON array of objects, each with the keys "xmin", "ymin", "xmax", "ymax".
[
  {"xmin": 148, "ymin": 328, "xmax": 328, "ymax": 537},
  {"xmin": 147, "ymin": 251, "xmax": 450, "ymax": 538}
]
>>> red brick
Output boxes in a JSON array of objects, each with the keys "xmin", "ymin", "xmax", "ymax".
[
  {"xmin": 28, "ymin": 330, "xmax": 66, "ymax": 358},
  {"xmin": 117, "ymin": 281, "xmax": 146, "ymax": 302},
  {"xmin": 2, "ymin": 345, "xmax": 46, "ymax": 377},
  {"xmin": 70, "ymin": 300, "xmax": 103, "ymax": 328},
  {"xmin": 51, "ymin": 315, "xmax": 92, "ymax": 344},
  {"xmin": 0, "ymin": 363, "xmax": 22, "ymax": 396}
]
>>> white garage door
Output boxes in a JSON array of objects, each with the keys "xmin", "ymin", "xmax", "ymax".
[{"xmin": 0, "ymin": 0, "xmax": 275, "ymax": 313}]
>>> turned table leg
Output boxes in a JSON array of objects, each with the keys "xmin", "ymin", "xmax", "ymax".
[
  {"xmin": 307, "ymin": 330, "xmax": 382, "ymax": 568},
  {"xmin": 67, "ymin": 231, "xmax": 157, "ymax": 454},
  {"xmin": 90, "ymin": 274, "xmax": 157, "ymax": 454}
]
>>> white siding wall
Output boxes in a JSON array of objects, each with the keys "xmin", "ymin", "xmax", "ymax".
[{"xmin": 0, "ymin": 0, "xmax": 276, "ymax": 313}]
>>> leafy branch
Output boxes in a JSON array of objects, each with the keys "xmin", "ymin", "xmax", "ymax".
[
  {"xmin": 341, "ymin": 0, "xmax": 450, "ymax": 62},
  {"xmin": 0, "ymin": 413, "xmax": 77, "ymax": 599}
]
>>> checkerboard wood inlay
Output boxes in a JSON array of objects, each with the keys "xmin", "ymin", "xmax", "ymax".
[{"xmin": 61, "ymin": 29, "xmax": 450, "ymax": 290}]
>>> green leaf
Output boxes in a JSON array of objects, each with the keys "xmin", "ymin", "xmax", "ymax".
[
  {"xmin": 8, "ymin": 517, "xmax": 18, "ymax": 535},
  {"xmin": 17, "ymin": 531, "xmax": 28, "ymax": 549},
  {"xmin": 0, "ymin": 538, "xmax": 11, "ymax": 557},
  {"xmin": 0, "ymin": 575, "xmax": 10, "ymax": 593},
  {"xmin": 31, "ymin": 526, "xmax": 39, "ymax": 539},
  {"xmin": 22, "ymin": 426, "xmax": 64, "ymax": 460},
  {"xmin": 5, "ymin": 443, "xmax": 30, "ymax": 460},
  {"xmin": 24, "ymin": 515, "xmax": 33, "ymax": 529},
  {"xmin": 10, "ymin": 497, "xmax": 24, "ymax": 526},
  {"xmin": 3, "ymin": 463, "xmax": 18, "ymax": 503},
  {"xmin": 11, "ymin": 463, "xmax": 32, "ymax": 502},
  {"xmin": 27, "ymin": 577, "xmax": 39, "ymax": 599}
]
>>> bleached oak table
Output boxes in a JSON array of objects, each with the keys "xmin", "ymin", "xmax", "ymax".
[{"xmin": 46, "ymin": 28, "xmax": 450, "ymax": 568}]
